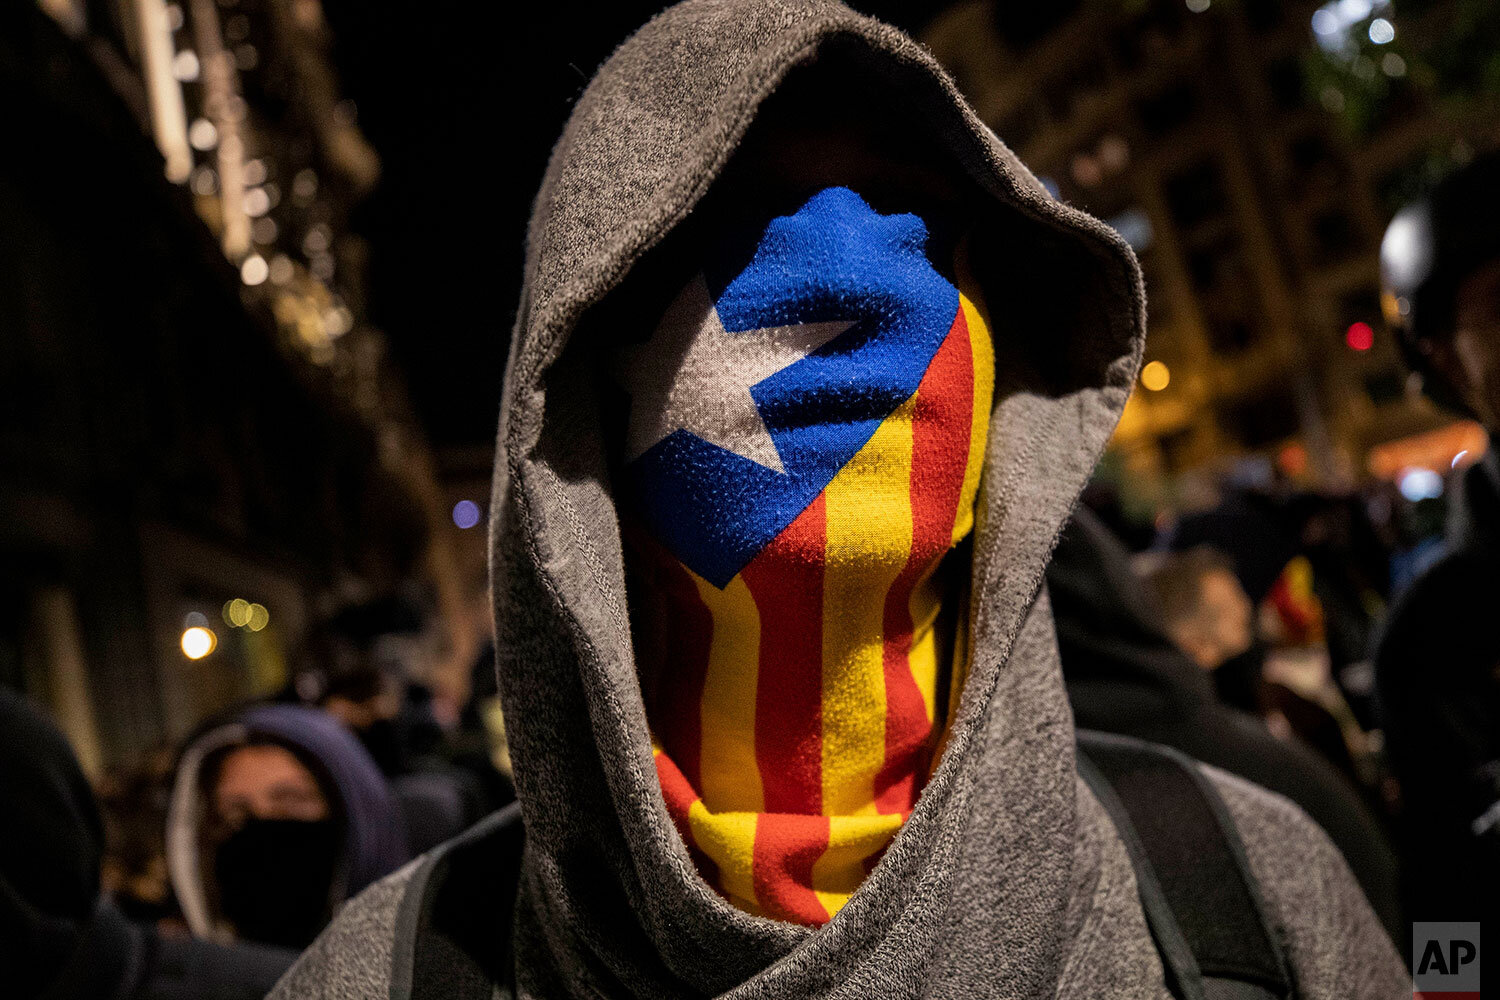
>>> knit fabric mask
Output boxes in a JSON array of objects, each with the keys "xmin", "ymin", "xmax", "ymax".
[{"xmin": 620, "ymin": 187, "xmax": 994, "ymax": 924}]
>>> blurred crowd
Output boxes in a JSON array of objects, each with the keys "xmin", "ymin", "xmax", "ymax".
[
  {"xmin": 1058, "ymin": 458, "xmax": 1493, "ymax": 943},
  {"xmin": 4, "ymin": 596, "xmax": 512, "ymax": 999},
  {"xmin": 9, "ymin": 384, "xmax": 1493, "ymax": 995}
]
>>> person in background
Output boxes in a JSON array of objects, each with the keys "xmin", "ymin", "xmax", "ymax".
[
  {"xmin": 96, "ymin": 750, "xmax": 182, "ymax": 930},
  {"xmin": 1137, "ymin": 546, "xmax": 1375, "ymax": 787},
  {"xmin": 1050, "ymin": 510, "xmax": 1403, "ymax": 940},
  {"xmin": 166, "ymin": 702, "xmax": 410, "ymax": 951},
  {"xmin": 2, "ymin": 689, "xmax": 295, "ymax": 1000},
  {"xmin": 1376, "ymin": 149, "xmax": 1500, "ymax": 924},
  {"xmin": 1136, "ymin": 546, "xmax": 1256, "ymax": 676},
  {"xmin": 296, "ymin": 601, "xmax": 498, "ymax": 849},
  {"xmin": 294, "ymin": 596, "xmax": 428, "ymax": 777}
]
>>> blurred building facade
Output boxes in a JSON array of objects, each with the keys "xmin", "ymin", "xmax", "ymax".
[
  {"xmin": 924, "ymin": 0, "xmax": 1499, "ymax": 503},
  {"xmin": 3, "ymin": 1, "xmax": 473, "ymax": 770}
]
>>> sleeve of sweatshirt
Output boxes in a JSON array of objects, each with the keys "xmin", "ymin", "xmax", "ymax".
[
  {"xmin": 1204, "ymin": 766, "xmax": 1409, "ymax": 1000},
  {"xmin": 266, "ymin": 863, "xmax": 413, "ymax": 1000}
]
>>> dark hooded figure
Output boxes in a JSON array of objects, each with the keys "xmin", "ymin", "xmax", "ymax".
[
  {"xmin": 0, "ymin": 689, "xmax": 294, "ymax": 1000},
  {"xmin": 272, "ymin": 3, "xmax": 1403, "ymax": 998},
  {"xmin": 166, "ymin": 703, "xmax": 410, "ymax": 950}
]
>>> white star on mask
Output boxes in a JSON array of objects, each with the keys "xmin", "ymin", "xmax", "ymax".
[{"xmin": 617, "ymin": 274, "xmax": 853, "ymax": 474}]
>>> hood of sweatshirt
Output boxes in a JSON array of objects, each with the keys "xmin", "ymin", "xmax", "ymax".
[
  {"xmin": 167, "ymin": 703, "xmax": 410, "ymax": 939},
  {"xmin": 0, "ymin": 690, "xmax": 133, "ymax": 1000},
  {"xmin": 491, "ymin": 2, "xmax": 1143, "ymax": 996}
]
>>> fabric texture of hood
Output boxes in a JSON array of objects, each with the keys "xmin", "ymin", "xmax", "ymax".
[
  {"xmin": 489, "ymin": 1, "xmax": 1146, "ymax": 996},
  {"xmin": 167, "ymin": 702, "xmax": 410, "ymax": 938}
]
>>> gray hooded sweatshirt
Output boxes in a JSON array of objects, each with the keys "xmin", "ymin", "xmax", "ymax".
[{"xmin": 271, "ymin": 2, "xmax": 1407, "ymax": 997}]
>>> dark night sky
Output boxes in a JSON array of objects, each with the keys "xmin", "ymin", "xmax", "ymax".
[{"xmin": 320, "ymin": 1, "xmax": 938, "ymax": 455}]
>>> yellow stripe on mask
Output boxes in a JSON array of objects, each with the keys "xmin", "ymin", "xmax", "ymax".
[
  {"xmin": 692, "ymin": 571, "xmax": 765, "ymax": 814},
  {"xmin": 686, "ymin": 801, "xmax": 761, "ymax": 914},
  {"xmin": 953, "ymin": 292, "xmax": 995, "ymax": 546},
  {"xmin": 821, "ymin": 394, "xmax": 916, "ymax": 817},
  {"xmin": 810, "ymin": 812, "xmax": 906, "ymax": 918}
]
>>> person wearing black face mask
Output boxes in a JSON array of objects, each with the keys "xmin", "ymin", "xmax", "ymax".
[
  {"xmin": 166, "ymin": 704, "xmax": 410, "ymax": 952},
  {"xmin": 204, "ymin": 740, "xmax": 343, "ymax": 950}
]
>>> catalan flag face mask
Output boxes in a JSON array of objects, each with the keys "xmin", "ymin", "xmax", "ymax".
[{"xmin": 618, "ymin": 187, "xmax": 994, "ymax": 925}]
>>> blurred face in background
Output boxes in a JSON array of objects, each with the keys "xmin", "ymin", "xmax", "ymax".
[
  {"xmin": 1433, "ymin": 257, "xmax": 1500, "ymax": 429},
  {"xmin": 208, "ymin": 742, "xmax": 340, "ymax": 949},
  {"xmin": 211, "ymin": 743, "xmax": 329, "ymax": 829},
  {"xmin": 1172, "ymin": 567, "xmax": 1255, "ymax": 671}
]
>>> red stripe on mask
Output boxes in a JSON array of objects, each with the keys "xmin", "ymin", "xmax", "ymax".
[
  {"xmin": 744, "ymin": 494, "xmax": 827, "ymax": 815},
  {"xmin": 751, "ymin": 812, "xmax": 831, "ymax": 925},
  {"xmin": 875, "ymin": 309, "xmax": 974, "ymax": 814}
]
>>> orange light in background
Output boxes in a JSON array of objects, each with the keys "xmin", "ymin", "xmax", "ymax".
[
  {"xmin": 1367, "ymin": 421, "xmax": 1490, "ymax": 480},
  {"xmin": 1345, "ymin": 321, "xmax": 1374, "ymax": 351},
  {"xmin": 1141, "ymin": 360, "xmax": 1171, "ymax": 391},
  {"xmin": 1277, "ymin": 442, "xmax": 1309, "ymax": 478}
]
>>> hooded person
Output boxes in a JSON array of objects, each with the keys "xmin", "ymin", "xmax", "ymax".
[
  {"xmin": 166, "ymin": 702, "xmax": 411, "ymax": 951},
  {"xmin": 0, "ymin": 689, "xmax": 295, "ymax": 1000},
  {"xmin": 272, "ymin": 3, "xmax": 1405, "ymax": 998}
]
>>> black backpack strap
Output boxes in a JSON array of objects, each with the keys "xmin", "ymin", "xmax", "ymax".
[
  {"xmin": 1077, "ymin": 731, "xmax": 1294, "ymax": 1000},
  {"xmin": 391, "ymin": 801, "xmax": 525, "ymax": 1000}
]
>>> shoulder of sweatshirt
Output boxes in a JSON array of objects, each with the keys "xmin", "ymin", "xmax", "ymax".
[
  {"xmin": 266, "ymin": 771, "xmax": 1411, "ymax": 1000},
  {"xmin": 1202, "ymin": 765, "xmax": 1409, "ymax": 1000},
  {"xmin": 266, "ymin": 859, "xmax": 415, "ymax": 1000}
]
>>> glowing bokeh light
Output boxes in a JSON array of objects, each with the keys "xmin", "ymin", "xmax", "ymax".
[
  {"xmin": 1368, "ymin": 17, "xmax": 1394, "ymax": 44},
  {"xmin": 243, "ymin": 187, "xmax": 271, "ymax": 217},
  {"xmin": 246, "ymin": 603, "xmax": 270, "ymax": 632},
  {"xmin": 1278, "ymin": 442, "xmax": 1309, "ymax": 478},
  {"xmin": 268, "ymin": 255, "xmax": 295, "ymax": 285},
  {"xmin": 181, "ymin": 626, "xmax": 217, "ymax": 660},
  {"xmin": 188, "ymin": 117, "xmax": 218, "ymax": 152},
  {"xmin": 452, "ymin": 500, "xmax": 482, "ymax": 530},
  {"xmin": 1345, "ymin": 321, "xmax": 1374, "ymax": 351},
  {"xmin": 172, "ymin": 50, "xmax": 201, "ymax": 82},
  {"xmin": 1399, "ymin": 468, "xmax": 1443, "ymax": 502},
  {"xmin": 241, "ymin": 254, "xmax": 269, "ymax": 286},
  {"xmin": 1141, "ymin": 360, "xmax": 1171, "ymax": 392},
  {"xmin": 224, "ymin": 598, "xmax": 251, "ymax": 627}
]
